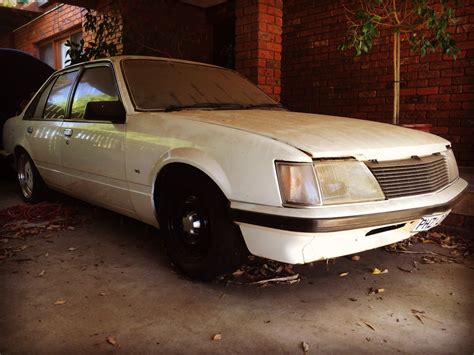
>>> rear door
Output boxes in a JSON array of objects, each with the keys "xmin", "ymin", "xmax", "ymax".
[
  {"xmin": 60, "ymin": 64, "xmax": 134, "ymax": 212},
  {"xmin": 22, "ymin": 69, "xmax": 79, "ymax": 189}
]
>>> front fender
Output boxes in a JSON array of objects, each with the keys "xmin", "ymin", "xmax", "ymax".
[{"xmin": 151, "ymin": 147, "xmax": 233, "ymax": 198}]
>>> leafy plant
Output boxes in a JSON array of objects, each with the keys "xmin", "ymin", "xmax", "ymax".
[
  {"xmin": 65, "ymin": 9, "xmax": 122, "ymax": 65},
  {"xmin": 340, "ymin": 0, "xmax": 460, "ymax": 125}
]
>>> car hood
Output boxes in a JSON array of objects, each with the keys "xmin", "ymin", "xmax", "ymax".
[{"xmin": 167, "ymin": 109, "xmax": 449, "ymax": 160}]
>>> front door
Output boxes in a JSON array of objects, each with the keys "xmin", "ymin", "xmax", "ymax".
[{"xmin": 60, "ymin": 65, "xmax": 134, "ymax": 212}]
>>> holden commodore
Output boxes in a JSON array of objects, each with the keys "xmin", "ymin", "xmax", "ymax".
[{"xmin": 2, "ymin": 56, "xmax": 467, "ymax": 279}]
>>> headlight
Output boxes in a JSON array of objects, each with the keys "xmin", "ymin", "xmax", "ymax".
[
  {"xmin": 276, "ymin": 160, "xmax": 385, "ymax": 207},
  {"xmin": 314, "ymin": 160, "xmax": 385, "ymax": 205},
  {"xmin": 446, "ymin": 148, "xmax": 459, "ymax": 182},
  {"xmin": 276, "ymin": 162, "xmax": 321, "ymax": 206}
]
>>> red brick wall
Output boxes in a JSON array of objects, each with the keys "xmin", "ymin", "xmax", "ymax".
[
  {"xmin": 119, "ymin": 0, "xmax": 211, "ymax": 63},
  {"xmin": 235, "ymin": 0, "xmax": 283, "ymax": 101},
  {"xmin": 282, "ymin": 0, "xmax": 474, "ymax": 166},
  {"xmin": 13, "ymin": 3, "xmax": 83, "ymax": 58}
]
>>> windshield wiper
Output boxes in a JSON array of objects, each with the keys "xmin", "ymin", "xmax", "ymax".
[
  {"xmin": 243, "ymin": 103, "xmax": 284, "ymax": 109},
  {"xmin": 164, "ymin": 102, "xmax": 245, "ymax": 112}
]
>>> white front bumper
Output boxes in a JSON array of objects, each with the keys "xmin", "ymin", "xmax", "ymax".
[{"xmin": 232, "ymin": 178, "xmax": 467, "ymax": 264}]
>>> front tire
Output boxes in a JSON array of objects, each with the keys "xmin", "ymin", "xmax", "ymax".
[
  {"xmin": 16, "ymin": 151, "xmax": 46, "ymax": 202},
  {"xmin": 158, "ymin": 166, "xmax": 245, "ymax": 280}
]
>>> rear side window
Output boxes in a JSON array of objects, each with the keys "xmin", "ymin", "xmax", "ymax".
[
  {"xmin": 43, "ymin": 70, "xmax": 79, "ymax": 119},
  {"xmin": 71, "ymin": 66, "xmax": 119, "ymax": 119},
  {"xmin": 24, "ymin": 78, "xmax": 56, "ymax": 119}
]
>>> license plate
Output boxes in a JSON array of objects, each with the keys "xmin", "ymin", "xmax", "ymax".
[{"xmin": 412, "ymin": 210, "xmax": 451, "ymax": 232}]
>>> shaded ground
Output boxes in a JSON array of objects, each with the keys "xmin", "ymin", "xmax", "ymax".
[{"xmin": 0, "ymin": 176, "xmax": 473, "ymax": 354}]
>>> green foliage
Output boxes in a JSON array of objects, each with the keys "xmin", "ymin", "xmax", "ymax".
[
  {"xmin": 340, "ymin": 0, "xmax": 459, "ymax": 58},
  {"xmin": 65, "ymin": 9, "xmax": 122, "ymax": 66}
]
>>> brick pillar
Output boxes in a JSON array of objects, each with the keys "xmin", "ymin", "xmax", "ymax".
[{"xmin": 235, "ymin": 0, "xmax": 282, "ymax": 101}]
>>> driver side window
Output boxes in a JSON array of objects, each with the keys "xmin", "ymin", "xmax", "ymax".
[{"xmin": 70, "ymin": 66, "xmax": 119, "ymax": 120}]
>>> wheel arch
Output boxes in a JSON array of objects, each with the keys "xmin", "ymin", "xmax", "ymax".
[
  {"xmin": 13, "ymin": 144, "xmax": 32, "ymax": 165},
  {"xmin": 151, "ymin": 148, "xmax": 233, "ymax": 212}
]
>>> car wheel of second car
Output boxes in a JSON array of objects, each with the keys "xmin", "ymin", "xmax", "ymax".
[{"xmin": 16, "ymin": 151, "xmax": 46, "ymax": 203}]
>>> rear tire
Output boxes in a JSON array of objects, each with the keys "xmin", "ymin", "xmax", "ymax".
[
  {"xmin": 16, "ymin": 151, "xmax": 46, "ymax": 202},
  {"xmin": 158, "ymin": 166, "xmax": 245, "ymax": 280}
]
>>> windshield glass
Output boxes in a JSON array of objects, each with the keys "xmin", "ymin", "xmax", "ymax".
[{"xmin": 122, "ymin": 59, "xmax": 277, "ymax": 111}]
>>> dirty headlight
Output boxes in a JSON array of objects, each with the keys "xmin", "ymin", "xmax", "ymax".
[
  {"xmin": 313, "ymin": 160, "xmax": 385, "ymax": 205},
  {"xmin": 276, "ymin": 162, "xmax": 321, "ymax": 206}
]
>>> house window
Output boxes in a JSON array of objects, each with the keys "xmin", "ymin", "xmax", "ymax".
[{"xmin": 38, "ymin": 31, "xmax": 83, "ymax": 70}]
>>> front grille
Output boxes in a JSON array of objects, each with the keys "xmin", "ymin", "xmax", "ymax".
[{"xmin": 366, "ymin": 155, "xmax": 449, "ymax": 199}]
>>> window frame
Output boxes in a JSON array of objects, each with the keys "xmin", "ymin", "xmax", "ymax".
[
  {"xmin": 66, "ymin": 62, "xmax": 125, "ymax": 124},
  {"xmin": 37, "ymin": 28, "xmax": 83, "ymax": 70},
  {"xmin": 42, "ymin": 69, "xmax": 81, "ymax": 121}
]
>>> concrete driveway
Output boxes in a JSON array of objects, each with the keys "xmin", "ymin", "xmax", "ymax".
[{"xmin": 0, "ymin": 175, "xmax": 473, "ymax": 354}]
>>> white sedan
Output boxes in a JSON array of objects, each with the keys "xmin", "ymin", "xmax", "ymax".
[{"xmin": 2, "ymin": 56, "xmax": 467, "ymax": 279}]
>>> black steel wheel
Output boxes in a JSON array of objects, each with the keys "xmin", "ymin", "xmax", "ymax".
[{"xmin": 158, "ymin": 165, "xmax": 245, "ymax": 280}]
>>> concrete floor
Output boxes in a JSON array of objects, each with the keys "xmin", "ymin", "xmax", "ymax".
[{"xmin": 0, "ymin": 176, "xmax": 473, "ymax": 354}]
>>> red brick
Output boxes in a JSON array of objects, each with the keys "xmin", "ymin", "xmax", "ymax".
[
  {"xmin": 417, "ymin": 87, "xmax": 439, "ymax": 95},
  {"xmin": 451, "ymin": 93, "xmax": 474, "ymax": 101}
]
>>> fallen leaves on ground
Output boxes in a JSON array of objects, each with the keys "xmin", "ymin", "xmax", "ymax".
[
  {"xmin": 371, "ymin": 268, "xmax": 388, "ymax": 275},
  {"xmin": 38, "ymin": 270, "xmax": 45, "ymax": 277},
  {"xmin": 53, "ymin": 299, "xmax": 66, "ymax": 305},
  {"xmin": 0, "ymin": 203, "xmax": 80, "ymax": 261},
  {"xmin": 212, "ymin": 334, "xmax": 222, "ymax": 341},
  {"xmin": 339, "ymin": 272, "xmax": 349, "ymax": 277},
  {"xmin": 411, "ymin": 309, "xmax": 442, "ymax": 324},
  {"xmin": 385, "ymin": 230, "xmax": 473, "ymax": 264},
  {"xmin": 223, "ymin": 257, "xmax": 300, "ymax": 286}
]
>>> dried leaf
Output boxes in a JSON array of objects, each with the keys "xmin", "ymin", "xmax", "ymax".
[
  {"xmin": 397, "ymin": 266, "xmax": 412, "ymax": 273},
  {"xmin": 368, "ymin": 287, "xmax": 385, "ymax": 295},
  {"xmin": 362, "ymin": 320, "xmax": 376, "ymax": 331},
  {"xmin": 351, "ymin": 255, "xmax": 360, "ymax": 261},
  {"xmin": 54, "ymin": 299, "xmax": 66, "ymax": 305},
  {"xmin": 371, "ymin": 268, "xmax": 381, "ymax": 275},
  {"xmin": 212, "ymin": 333, "xmax": 222, "ymax": 341},
  {"xmin": 99, "ymin": 292, "xmax": 107, "ymax": 296},
  {"xmin": 414, "ymin": 314, "xmax": 424, "ymax": 324},
  {"xmin": 67, "ymin": 247, "xmax": 76, "ymax": 251},
  {"xmin": 232, "ymin": 269, "xmax": 245, "ymax": 277},
  {"xmin": 106, "ymin": 336, "xmax": 117, "ymax": 346},
  {"xmin": 302, "ymin": 341, "xmax": 310, "ymax": 352},
  {"xmin": 339, "ymin": 272, "xmax": 349, "ymax": 277},
  {"xmin": 38, "ymin": 270, "xmax": 45, "ymax": 277}
]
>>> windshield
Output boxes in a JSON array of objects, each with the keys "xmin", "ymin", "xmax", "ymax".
[{"xmin": 122, "ymin": 59, "xmax": 278, "ymax": 111}]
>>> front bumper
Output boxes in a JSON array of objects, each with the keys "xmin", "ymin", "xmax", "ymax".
[{"xmin": 230, "ymin": 178, "xmax": 467, "ymax": 264}]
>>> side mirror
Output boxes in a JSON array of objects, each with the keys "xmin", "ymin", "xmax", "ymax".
[{"xmin": 84, "ymin": 101, "xmax": 126, "ymax": 123}]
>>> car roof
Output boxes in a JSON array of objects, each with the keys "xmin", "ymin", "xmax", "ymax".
[{"xmin": 56, "ymin": 55, "xmax": 223, "ymax": 73}]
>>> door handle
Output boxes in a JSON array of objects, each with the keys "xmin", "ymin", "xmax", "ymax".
[
  {"xmin": 26, "ymin": 126, "xmax": 33, "ymax": 134},
  {"xmin": 64, "ymin": 128, "xmax": 73, "ymax": 137}
]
